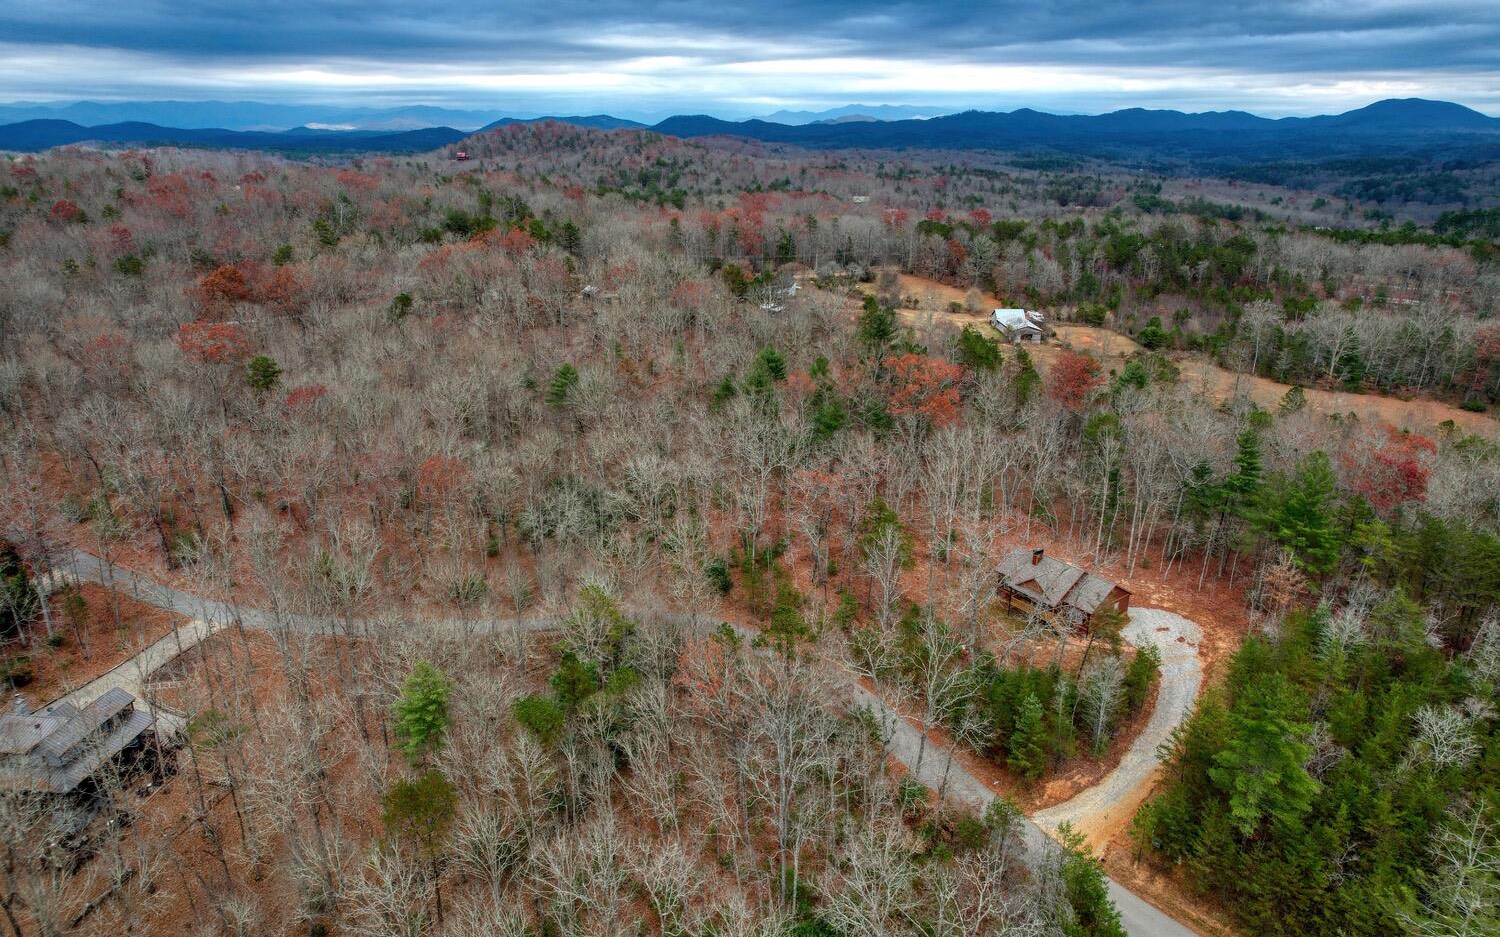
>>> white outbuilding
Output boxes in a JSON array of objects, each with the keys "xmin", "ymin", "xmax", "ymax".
[{"xmin": 991, "ymin": 307, "xmax": 1045, "ymax": 342}]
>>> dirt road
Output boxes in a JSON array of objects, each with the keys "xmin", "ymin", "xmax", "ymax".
[
  {"xmin": 851, "ymin": 676, "xmax": 1202, "ymax": 936},
  {"xmin": 867, "ymin": 274, "xmax": 1497, "ymax": 437}
]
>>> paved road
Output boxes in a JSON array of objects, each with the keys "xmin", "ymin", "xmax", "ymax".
[
  {"xmin": 59, "ymin": 548, "xmax": 1200, "ymax": 937},
  {"xmin": 1034, "ymin": 608, "xmax": 1202, "ymax": 846}
]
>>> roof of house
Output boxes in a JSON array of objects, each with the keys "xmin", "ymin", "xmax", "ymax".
[
  {"xmin": 0, "ymin": 689, "xmax": 155, "ymax": 793},
  {"xmin": 36, "ymin": 688, "xmax": 135, "ymax": 762},
  {"xmin": 997, "ymin": 548, "xmax": 1126, "ymax": 617},
  {"xmin": 992, "ymin": 308, "xmax": 1043, "ymax": 332},
  {"xmin": 0, "ymin": 709, "xmax": 74, "ymax": 756},
  {"xmin": 49, "ymin": 709, "xmax": 155, "ymax": 793}
]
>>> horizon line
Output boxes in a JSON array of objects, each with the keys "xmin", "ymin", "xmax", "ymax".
[{"xmin": 1, "ymin": 96, "xmax": 1497, "ymax": 125}]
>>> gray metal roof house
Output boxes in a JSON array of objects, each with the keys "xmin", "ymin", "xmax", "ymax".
[
  {"xmin": 996, "ymin": 548, "xmax": 1130, "ymax": 629},
  {"xmin": 0, "ymin": 689, "xmax": 155, "ymax": 794}
]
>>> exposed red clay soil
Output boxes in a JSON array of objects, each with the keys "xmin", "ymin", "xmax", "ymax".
[{"xmin": 1100, "ymin": 849, "xmax": 1245, "ymax": 937}]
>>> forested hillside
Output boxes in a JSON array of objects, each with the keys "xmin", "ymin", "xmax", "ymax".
[
  {"xmin": 1135, "ymin": 604, "xmax": 1497, "ymax": 936},
  {"xmin": 0, "ymin": 124, "xmax": 1496, "ymax": 935}
]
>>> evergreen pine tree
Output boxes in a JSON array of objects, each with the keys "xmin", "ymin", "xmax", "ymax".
[
  {"xmin": 711, "ymin": 374, "xmax": 737, "ymax": 409},
  {"xmin": 393, "ymin": 661, "xmax": 452, "ymax": 766},
  {"xmin": 1223, "ymin": 429, "xmax": 1263, "ymax": 516},
  {"xmin": 858, "ymin": 295, "xmax": 896, "ymax": 351},
  {"xmin": 1012, "ymin": 347, "xmax": 1041, "ymax": 406},
  {"xmin": 1058, "ymin": 823, "xmax": 1128, "ymax": 937},
  {"xmin": 546, "ymin": 363, "xmax": 580, "ymax": 407},
  {"xmin": 1258, "ymin": 451, "xmax": 1341, "ymax": 574},
  {"xmin": 956, "ymin": 324, "xmax": 1003, "ymax": 371},
  {"xmin": 244, "ymin": 354, "xmax": 282, "ymax": 392},
  {"xmin": 1208, "ymin": 673, "xmax": 1319, "ymax": 837},
  {"xmin": 1007, "ymin": 691, "xmax": 1048, "ymax": 782}
]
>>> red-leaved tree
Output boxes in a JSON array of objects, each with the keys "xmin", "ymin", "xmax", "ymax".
[
  {"xmin": 884, "ymin": 353, "xmax": 964, "ymax": 428},
  {"xmin": 190, "ymin": 264, "xmax": 253, "ymax": 315},
  {"xmin": 49, "ymin": 200, "xmax": 82, "ymax": 222},
  {"xmin": 1341, "ymin": 423, "xmax": 1438, "ymax": 513},
  {"xmin": 1047, "ymin": 348, "xmax": 1103, "ymax": 412},
  {"xmin": 176, "ymin": 321, "xmax": 252, "ymax": 364}
]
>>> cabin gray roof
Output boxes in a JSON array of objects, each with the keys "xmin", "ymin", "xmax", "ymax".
[
  {"xmin": 48, "ymin": 709, "xmax": 155, "ymax": 793},
  {"xmin": 998, "ymin": 550, "xmax": 1084, "ymax": 606},
  {"xmin": 0, "ymin": 689, "xmax": 154, "ymax": 793},
  {"xmin": 0, "ymin": 708, "xmax": 74, "ymax": 756},
  {"xmin": 1068, "ymin": 573, "xmax": 1119, "ymax": 615},
  {"xmin": 36, "ymin": 688, "xmax": 135, "ymax": 762},
  {"xmin": 997, "ymin": 548, "xmax": 1124, "ymax": 616}
]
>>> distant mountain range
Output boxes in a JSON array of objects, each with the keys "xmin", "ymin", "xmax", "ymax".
[
  {"xmin": 0, "ymin": 119, "xmax": 471, "ymax": 153},
  {"xmin": 0, "ymin": 100, "xmax": 511, "ymax": 132},
  {"xmin": 1, "ymin": 99, "xmax": 1497, "ymax": 163},
  {"xmin": 752, "ymin": 104, "xmax": 954, "ymax": 125},
  {"xmin": 0, "ymin": 99, "xmax": 941, "ymax": 131},
  {"xmin": 650, "ymin": 100, "xmax": 1500, "ymax": 159}
]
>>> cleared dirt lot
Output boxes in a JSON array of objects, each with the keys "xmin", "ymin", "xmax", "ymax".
[{"xmin": 859, "ymin": 273, "xmax": 1498, "ymax": 438}]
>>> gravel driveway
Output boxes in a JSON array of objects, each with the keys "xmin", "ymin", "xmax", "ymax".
[{"xmin": 1032, "ymin": 607, "xmax": 1203, "ymax": 844}]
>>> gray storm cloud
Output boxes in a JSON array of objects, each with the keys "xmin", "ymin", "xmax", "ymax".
[{"xmin": 4, "ymin": 0, "xmax": 1497, "ymax": 116}]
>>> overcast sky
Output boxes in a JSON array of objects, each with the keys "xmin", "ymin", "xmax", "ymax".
[{"xmin": 4, "ymin": 1, "xmax": 1498, "ymax": 119}]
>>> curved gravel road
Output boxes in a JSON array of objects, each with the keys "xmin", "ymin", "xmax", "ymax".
[
  {"xmin": 1033, "ymin": 608, "xmax": 1203, "ymax": 844},
  {"xmin": 58, "ymin": 547, "xmax": 1202, "ymax": 937}
]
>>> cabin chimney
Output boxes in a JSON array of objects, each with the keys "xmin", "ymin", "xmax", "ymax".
[
  {"xmin": 11, "ymin": 695, "xmax": 29, "ymax": 717},
  {"xmin": 1031, "ymin": 548, "xmax": 1044, "ymax": 566}
]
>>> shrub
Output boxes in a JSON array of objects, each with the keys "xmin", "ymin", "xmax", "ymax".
[
  {"xmin": 898, "ymin": 777, "xmax": 929, "ymax": 815},
  {"xmin": 113, "ymin": 254, "xmax": 145, "ymax": 276},
  {"xmin": 512, "ymin": 695, "xmax": 565, "ymax": 746},
  {"xmin": 705, "ymin": 557, "xmax": 732, "ymax": 594},
  {"xmin": 1279, "ymin": 384, "xmax": 1307, "ymax": 414},
  {"xmin": 0, "ymin": 656, "xmax": 33, "ymax": 689},
  {"xmin": 445, "ymin": 572, "xmax": 488, "ymax": 607},
  {"xmin": 1136, "ymin": 316, "xmax": 1170, "ymax": 350},
  {"xmin": 245, "ymin": 355, "xmax": 282, "ymax": 391},
  {"xmin": 1076, "ymin": 303, "xmax": 1108, "ymax": 326}
]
